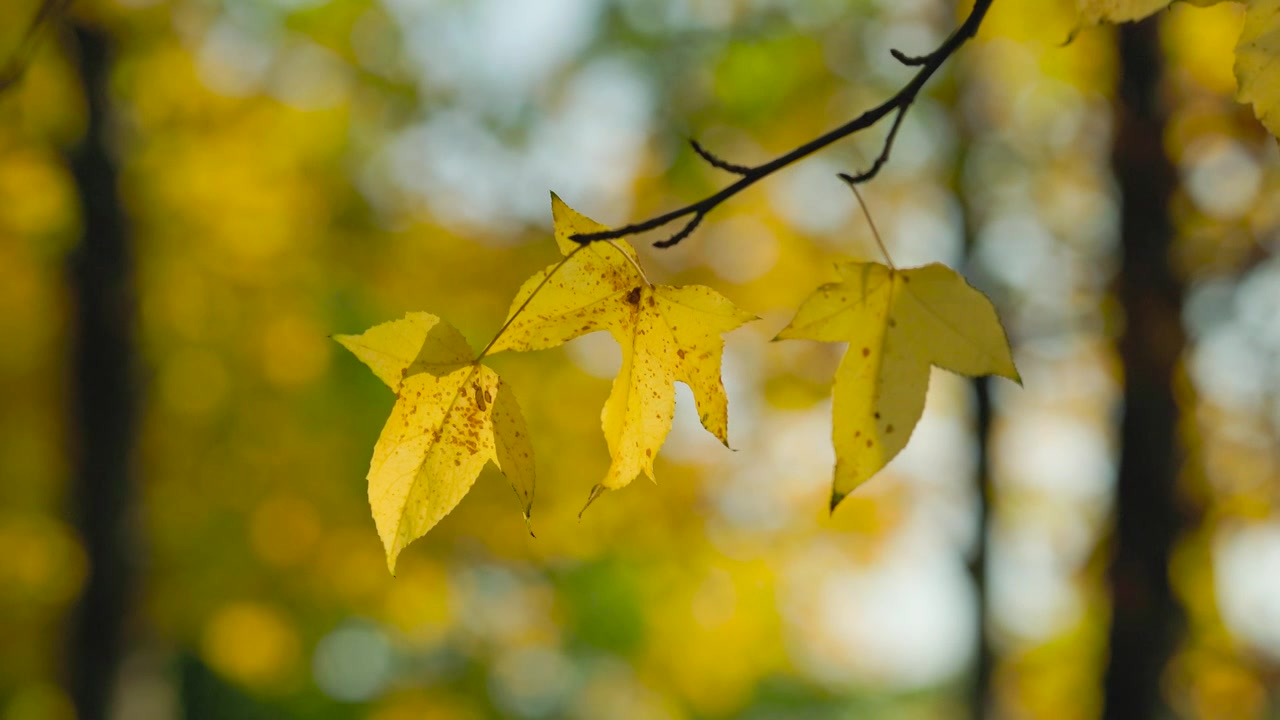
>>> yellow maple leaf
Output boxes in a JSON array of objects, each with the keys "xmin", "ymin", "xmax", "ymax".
[
  {"xmin": 1236, "ymin": 0, "xmax": 1280, "ymax": 137},
  {"xmin": 487, "ymin": 195, "xmax": 755, "ymax": 502},
  {"xmin": 335, "ymin": 312, "xmax": 534, "ymax": 573},
  {"xmin": 777, "ymin": 261, "xmax": 1020, "ymax": 509}
]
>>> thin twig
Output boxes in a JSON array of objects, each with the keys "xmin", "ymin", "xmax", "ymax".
[
  {"xmin": 654, "ymin": 212, "xmax": 704, "ymax": 249},
  {"xmin": 476, "ymin": 244, "xmax": 588, "ymax": 360},
  {"xmin": 890, "ymin": 48, "xmax": 929, "ymax": 67},
  {"xmin": 0, "ymin": 0, "xmax": 74, "ymax": 93},
  {"xmin": 571, "ymin": 0, "xmax": 994, "ymax": 248},
  {"xmin": 689, "ymin": 139, "xmax": 753, "ymax": 175},
  {"xmin": 838, "ymin": 105, "xmax": 908, "ymax": 185}
]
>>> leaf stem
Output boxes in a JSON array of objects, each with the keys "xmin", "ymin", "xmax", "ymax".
[
  {"xmin": 607, "ymin": 240, "xmax": 651, "ymax": 286},
  {"xmin": 847, "ymin": 183, "xmax": 895, "ymax": 271},
  {"xmin": 569, "ymin": 0, "xmax": 994, "ymax": 249},
  {"xmin": 476, "ymin": 244, "xmax": 588, "ymax": 360}
]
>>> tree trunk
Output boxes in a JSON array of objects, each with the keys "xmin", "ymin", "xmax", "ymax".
[
  {"xmin": 957, "ymin": 150, "xmax": 995, "ymax": 720},
  {"xmin": 66, "ymin": 22, "xmax": 136, "ymax": 720},
  {"xmin": 1101, "ymin": 19, "xmax": 1185, "ymax": 720},
  {"xmin": 967, "ymin": 374, "xmax": 994, "ymax": 720},
  {"xmin": 955, "ymin": 29, "xmax": 995, "ymax": 713}
]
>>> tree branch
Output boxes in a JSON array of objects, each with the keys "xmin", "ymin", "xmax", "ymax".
[
  {"xmin": 571, "ymin": 0, "xmax": 994, "ymax": 247},
  {"xmin": 689, "ymin": 138, "xmax": 753, "ymax": 176},
  {"xmin": 0, "ymin": 0, "xmax": 74, "ymax": 93}
]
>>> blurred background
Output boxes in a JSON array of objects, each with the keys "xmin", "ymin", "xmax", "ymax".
[{"xmin": 2, "ymin": 0, "xmax": 1279, "ymax": 718}]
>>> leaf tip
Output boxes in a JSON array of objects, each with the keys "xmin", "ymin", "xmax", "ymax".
[
  {"xmin": 383, "ymin": 531, "xmax": 407, "ymax": 576},
  {"xmin": 828, "ymin": 491, "xmax": 846, "ymax": 514},
  {"xmin": 578, "ymin": 484, "xmax": 606, "ymax": 519},
  {"xmin": 1000, "ymin": 358, "xmax": 1023, "ymax": 387},
  {"xmin": 523, "ymin": 513, "xmax": 536, "ymax": 539}
]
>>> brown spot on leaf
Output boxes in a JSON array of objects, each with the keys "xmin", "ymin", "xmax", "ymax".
[
  {"xmin": 874, "ymin": 412, "xmax": 880, "ymax": 419},
  {"xmin": 861, "ymin": 347, "xmax": 870, "ymax": 357},
  {"xmin": 626, "ymin": 287, "xmax": 641, "ymax": 305},
  {"xmin": 865, "ymin": 439, "xmax": 873, "ymax": 448},
  {"xmin": 886, "ymin": 424, "xmax": 894, "ymax": 434}
]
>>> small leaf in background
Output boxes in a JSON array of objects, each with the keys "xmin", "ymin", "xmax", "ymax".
[
  {"xmin": 335, "ymin": 313, "xmax": 533, "ymax": 573},
  {"xmin": 1235, "ymin": 0, "xmax": 1280, "ymax": 137},
  {"xmin": 1075, "ymin": 0, "xmax": 1280, "ymax": 142},
  {"xmin": 777, "ymin": 262, "xmax": 1019, "ymax": 509},
  {"xmin": 488, "ymin": 196, "xmax": 755, "ymax": 506},
  {"xmin": 1074, "ymin": 0, "xmax": 1172, "ymax": 24}
]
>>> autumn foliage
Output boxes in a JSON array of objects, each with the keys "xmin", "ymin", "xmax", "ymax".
[{"xmin": 336, "ymin": 0, "xmax": 1280, "ymax": 572}]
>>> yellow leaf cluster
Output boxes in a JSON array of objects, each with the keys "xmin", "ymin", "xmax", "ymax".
[
  {"xmin": 339, "ymin": 194, "xmax": 1029, "ymax": 568},
  {"xmin": 337, "ymin": 197, "xmax": 753, "ymax": 571}
]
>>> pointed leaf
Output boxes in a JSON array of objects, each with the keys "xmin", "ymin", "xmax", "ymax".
[
  {"xmin": 335, "ymin": 312, "xmax": 473, "ymax": 391},
  {"xmin": 337, "ymin": 314, "xmax": 535, "ymax": 572},
  {"xmin": 490, "ymin": 196, "xmax": 755, "ymax": 501},
  {"xmin": 370, "ymin": 364, "xmax": 497, "ymax": 573},
  {"xmin": 779, "ymin": 262, "xmax": 1018, "ymax": 508}
]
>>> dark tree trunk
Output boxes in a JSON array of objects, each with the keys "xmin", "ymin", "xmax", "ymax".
[
  {"xmin": 966, "ymin": 375, "xmax": 994, "ymax": 720},
  {"xmin": 1101, "ymin": 19, "xmax": 1186, "ymax": 720},
  {"xmin": 66, "ymin": 22, "xmax": 136, "ymax": 720},
  {"xmin": 957, "ymin": 151, "xmax": 995, "ymax": 720},
  {"xmin": 954, "ymin": 32, "xmax": 995, "ymax": 713}
]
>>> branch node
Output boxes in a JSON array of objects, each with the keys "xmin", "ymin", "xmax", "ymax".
[
  {"xmin": 838, "ymin": 105, "xmax": 909, "ymax": 186},
  {"xmin": 690, "ymin": 138, "xmax": 754, "ymax": 175},
  {"xmin": 889, "ymin": 48, "xmax": 929, "ymax": 67},
  {"xmin": 653, "ymin": 213, "xmax": 704, "ymax": 249}
]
